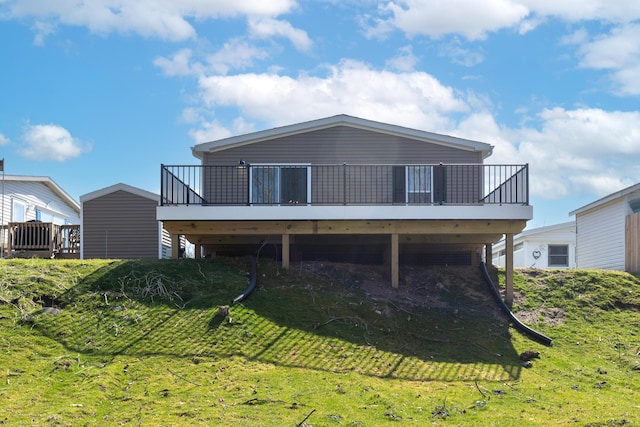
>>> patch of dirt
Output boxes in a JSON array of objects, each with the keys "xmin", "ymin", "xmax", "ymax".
[
  {"xmin": 514, "ymin": 307, "xmax": 565, "ymax": 326},
  {"xmin": 297, "ymin": 261, "xmax": 504, "ymax": 317}
]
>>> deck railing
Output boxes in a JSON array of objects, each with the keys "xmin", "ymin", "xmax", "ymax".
[
  {"xmin": 0, "ymin": 222, "xmax": 80, "ymax": 258},
  {"xmin": 160, "ymin": 163, "xmax": 528, "ymax": 207}
]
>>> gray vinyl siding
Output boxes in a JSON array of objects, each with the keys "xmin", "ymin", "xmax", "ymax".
[
  {"xmin": 202, "ymin": 126, "xmax": 482, "ymax": 165},
  {"xmin": 82, "ymin": 190, "xmax": 160, "ymax": 259},
  {"xmin": 575, "ymin": 200, "xmax": 626, "ymax": 270},
  {"xmin": 201, "ymin": 126, "xmax": 483, "ymax": 205}
]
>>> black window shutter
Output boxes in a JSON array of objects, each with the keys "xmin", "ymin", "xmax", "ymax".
[{"xmin": 392, "ymin": 166, "xmax": 406, "ymax": 203}]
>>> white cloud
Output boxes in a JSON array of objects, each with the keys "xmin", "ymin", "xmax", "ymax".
[
  {"xmin": 155, "ymin": 40, "xmax": 270, "ymax": 77},
  {"xmin": 0, "ymin": 133, "xmax": 10, "ymax": 146},
  {"xmin": 502, "ymin": 107, "xmax": 640, "ymax": 199},
  {"xmin": 206, "ymin": 39, "xmax": 270, "ymax": 74},
  {"xmin": 374, "ymin": 0, "xmax": 529, "ymax": 40},
  {"xmin": 3, "ymin": 0, "xmax": 298, "ymax": 42},
  {"xmin": 575, "ymin": 24, "xmax": 640, "ymax": 95},
  {"xmin": 188, "ymin": 116, "xmax": 255, "ymax": 143},
  {"xmin": 248, "ymin": 17, "xmax": 313, "ymax": 52},
  {"xmin": 520, "ymin": 0, "xmax": 640, "ymax": 23},
  {"xmin": 195, "ymin": 59, "xmax": 469, "ymax": 132},
  {"xmin": 438, "ymin": 40, "xmax": 484, "ymax": 67},
  {"xmin": 19, "ymin": 124, "xmax": 90, "ymax": 161},
  {"xmin": 386, "ymin": 45, "xmax": 419, "ymax": 71},
  {"xmin": 154, "ymin": 48, "xmax": 200, "ymax": 76}
]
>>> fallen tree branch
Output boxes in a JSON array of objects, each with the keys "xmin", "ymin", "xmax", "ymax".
[
  {"xmin": 242, "ymin": 398, "xmax": 286, "ymax": 405},
  {"xmin": 474, "ymin": 380, "xmax": 489, "ymax": 400},
  {"xmin": 313, "ymin": 316, "xmax": 368, "ymax": 331},
  {"xmin": 297, "ymin": 408, "xmax": 316, "ymax": 426},
  {"xmin": 167, "ymin": 368, "xmax": 202, "ymax": 386}
]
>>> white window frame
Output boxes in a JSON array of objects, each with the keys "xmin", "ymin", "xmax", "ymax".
[
  {"xmin": 548, "ymin": 244, "xmax": 569, "ymax": 267},
  {"xmin": 406, "ymin": 165, "xmax": 432, "ymax": 204},
  {"xmin": 12, "ymin": 200, "xmax": 26, "ymax": 222},
  {"xmin": 249, "ymin": 164, "xmax": 311, "ymax": 205}
]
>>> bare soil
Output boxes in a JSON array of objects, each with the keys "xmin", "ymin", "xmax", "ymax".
[{"xmin": 296, "ymin": 261, "xmax": 564, "ymax": 326}]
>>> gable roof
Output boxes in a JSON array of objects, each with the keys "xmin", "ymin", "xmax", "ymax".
[
  {"xmin": 80, "ymin": 183, "xmax": 159, "ymax": 204},
  {"xmin": 191, "ymin": 114, "xmax": 494, "ymax": 160},
  {"xmin": 3, "ymin": 175, "xmax": 80, "ymax": 213},
  {"xmin": 570, "ymin": 182, "xmax": 640, "ymax": 216}
]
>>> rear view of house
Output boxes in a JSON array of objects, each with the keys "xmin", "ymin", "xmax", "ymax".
[
  {"xmin": 570, "ymin": 183, "xmax": 640, "ymax": 272},
  {"xmin": 157, "ymin": 114, "xmax": 532, "ymax": 300},
  {"xmin": 81, "ymin": 183, "xmax": 175, "ymax": 259}
]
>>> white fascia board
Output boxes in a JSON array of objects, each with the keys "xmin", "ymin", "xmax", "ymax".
[
  {"xmin": 570, "ymin": 182, "xmax": 640, "ymax": 216},
  {"xmin": 157, "ymin": 204, "xmax": 532, "ymax": 222},
  {"xmin": 80, "ymin": 183, "xmax": 159, "ymax": 203},
  {"xmin": 3, "ymin": 174, "xmax": 80, "ymax": 213}
]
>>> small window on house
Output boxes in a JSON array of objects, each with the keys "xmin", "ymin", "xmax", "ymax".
[
  {"xmin": 407, "ymin": 165, "xmax": 432, "ymax": 203},
  {"xmin": 498, "ymin": 249, "xmax": 505, "ymax": 257},
  {"xmin": 548, "ymin": 244, "xmax": 569, "ymax": 267},
  {"xmin": 250, "ymin": 165, "xmax": 309, "ymax": 205},
  {"xmin": 629, "ymin": 198, "xmax": 640, "ymax": 213},
  {"xmin": 12, "ymin": 200, "xmax": 26, "ymax": 222},
  {"xmin": 514, "ymin": 243, "xmax": 524, "ymax": 251}
]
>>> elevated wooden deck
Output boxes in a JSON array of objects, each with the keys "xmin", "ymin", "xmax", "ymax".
[{"xmin": 1, "ymin": 222, "xmax": 80, "ymax": 259}]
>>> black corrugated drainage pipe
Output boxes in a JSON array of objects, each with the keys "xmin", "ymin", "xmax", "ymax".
[
  {"xmin": 480, "ymin": 262, "xmax": 553, "ymax": 347},
  {"xmin": 231, "ymin": 255, "xmax": 257, "ymax": 305}
]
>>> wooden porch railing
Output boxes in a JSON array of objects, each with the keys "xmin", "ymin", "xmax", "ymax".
[{"xmin": 0, "ymin": 222, "xmax": 80, "ymax": 259}]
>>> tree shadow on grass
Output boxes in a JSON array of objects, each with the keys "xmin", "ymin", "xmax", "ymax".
[{"xmin": 28, "ymin": 257, "xmax": 530, "ymax": 382}]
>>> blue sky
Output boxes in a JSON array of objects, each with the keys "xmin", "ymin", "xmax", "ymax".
[{"xmin": 1, "ymin": 0, "xmax": 639, "ymax": 229}]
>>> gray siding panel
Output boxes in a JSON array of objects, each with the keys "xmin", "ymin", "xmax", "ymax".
[
  {"xmin": 200, "ymin": 127, "xmax": 484, "ymax": 205},
  {"xmin": 83, "ymin": 191, "xmax": 159, "ymax": 259},
  {"xmin": 202, "ymin": 126, "xmax": 482, "ymax": 165}
]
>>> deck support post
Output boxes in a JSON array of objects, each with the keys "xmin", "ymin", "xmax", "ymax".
[
  {"xmin": 282, "ymin": 234, "xmax": 290, "ymax": 269},
  {"xmin": 194, "ymin": 244, "xmax": 201, "ymax": 259},
  {"xmin": 391, "ymin": 233, "xmax": 399, "ymax": 288},
  {"xmin": 485, "ymin": 243, "xmax": 493, "ymax": 267},
  {"xmin": 171, "ymin": 234, "xmax": 180, "ymax": 259},
  {"xmin": 505, "ymin": 233, "xmax": 514, "ymax": 306}
]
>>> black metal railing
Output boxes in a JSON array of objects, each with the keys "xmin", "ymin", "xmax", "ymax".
[{"xmin": 160, "ymin": 163, "xmax": 528, "ymax": 206}]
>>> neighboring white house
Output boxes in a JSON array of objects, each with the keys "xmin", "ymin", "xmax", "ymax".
[
  {"xmin": 492, "ymin": 221, "xmax": 576, "ymax": 269},
  {"xmin": 569, "ymin": 182, "xmax": 640, "ymax": 272},
  {"xmin": 1, "ymin": 174, "xmax": 80, "ymax": 225},
  {"xmin": 1, "ymin": 175, "xmax": 80, "ymax": 257}
]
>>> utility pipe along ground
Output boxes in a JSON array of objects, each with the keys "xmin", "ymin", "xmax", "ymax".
[
  {"xmin": 231, "ymin": 255, "xmax": 257, "ymax": 305},
  {"xmin": 480, "ymin": 262, "xmax": 553, "ymax": 347}
]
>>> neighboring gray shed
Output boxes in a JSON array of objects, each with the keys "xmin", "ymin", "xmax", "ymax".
[{"xmin": 80, "ymin": 183, "xmax": 172, "ymax": 259}]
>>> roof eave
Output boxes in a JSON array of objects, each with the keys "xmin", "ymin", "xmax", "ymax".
[{"xmin": 191, "ymin": 114, "xmax": 494, "ymax": 158}]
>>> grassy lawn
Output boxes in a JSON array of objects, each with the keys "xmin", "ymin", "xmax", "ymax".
[{"xmin": 0, "ymin": 258, "xmax": 638, "ymax": 426}]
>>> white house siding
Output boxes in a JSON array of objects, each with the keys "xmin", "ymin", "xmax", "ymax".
[
  {"xmin": 575, "ymin": 200, "xmax": 627, "ymax": 270},
  {"xmin": 1, "ymin": 180, "xmax": 80, "ymax": 225},
  {"xmin": 492, "ymin": 222, "xmax": 576, "ymax": 269}
]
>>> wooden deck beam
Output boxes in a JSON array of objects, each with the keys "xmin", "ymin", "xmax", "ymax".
[{"xmin": 164, "ymin": 220, "xmax": 527, "ymax": 236}]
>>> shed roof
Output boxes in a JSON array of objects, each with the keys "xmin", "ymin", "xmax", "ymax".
[
  {"xmin": 3, "ymin": 174, "xmax": 80, "ymax": 213},
  {"xmin": 569, "ymin": 182, "xmax": 640, "ymax": 216},
  {"xmin": 80, "ymin": 183, "xmax": 159, "ymax": 204},
  {"xmin": 191, "ymin": 114, "xmax": 494, "ymax": 160}
]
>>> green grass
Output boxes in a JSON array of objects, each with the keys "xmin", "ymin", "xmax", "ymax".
[{"xmin": 0, "ymin": 258, "xmax": 638, "ymax": 426}]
